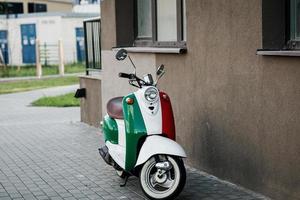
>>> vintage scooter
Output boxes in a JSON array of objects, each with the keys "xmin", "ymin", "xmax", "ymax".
[{"xmin": 99, "ymin": 49, "xmax": 186, "ymax": 200}]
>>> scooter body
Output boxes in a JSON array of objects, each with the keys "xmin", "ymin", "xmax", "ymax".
[
  {"xmin": 99, "ymin": 49, "xmax": 186, "ymax": 200},
  {"xmin": 102, "ymin": 87, "xmax": 185, "ymax": 171}
]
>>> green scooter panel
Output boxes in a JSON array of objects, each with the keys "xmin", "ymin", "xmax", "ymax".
[
  {"xmin": 102, "ymin": 115, "xmax": 118, "ymax": 144},
  {"xmin": 123, "ymin": 94, "xmax": 147, "ymax": 171}
]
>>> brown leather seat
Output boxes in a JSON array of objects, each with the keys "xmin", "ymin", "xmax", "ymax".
[{"xmin": 107, "ymin": 97, "xmax": 124, "ymax": 119}]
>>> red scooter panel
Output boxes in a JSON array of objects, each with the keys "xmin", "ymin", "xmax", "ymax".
[{"xmin": 160, "ymin": 92, "xmax": 176, "ymax": 140}]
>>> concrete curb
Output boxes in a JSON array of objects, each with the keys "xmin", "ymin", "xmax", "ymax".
[{"xmin": 0, "ymin": 73, "xmax": 84, "ymax": 82}]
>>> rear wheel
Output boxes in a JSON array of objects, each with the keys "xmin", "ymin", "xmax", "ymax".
[{"xmin": 139, "ymin": 155, "xmax": 186, "ymax": 200}]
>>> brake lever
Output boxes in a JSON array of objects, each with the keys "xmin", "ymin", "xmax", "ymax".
[{"xmin": 129, "ymin": 79, "xmax": 141, "ymax": 88}]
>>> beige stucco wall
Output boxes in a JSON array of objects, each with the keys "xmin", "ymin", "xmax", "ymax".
[
  {"xmin": 0, "ymin": 0, "xmax": 73, "ymax": 13},
  {"xmin": 36, "ymin": 0, "xmax": 72, "ymax": 13},
  {"xmin": 100, "ymin": 0, "xmax": 116, "ymax": 50},
  {"xmin": 100, "ymin": 0, "xmax": 300, "ymax": 199},
  {"xmin": 80, "ymin": 76, "xmax": 102, "ymax": 127}
]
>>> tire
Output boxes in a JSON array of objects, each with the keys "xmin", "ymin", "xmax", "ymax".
[{"xmin": 139, "ymin": 155, "xmax": 186, "ymax": 200}]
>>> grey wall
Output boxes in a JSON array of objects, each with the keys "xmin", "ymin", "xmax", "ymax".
[
  {"xmin": 157, "ymin": 1, "xmax": 300, "ymax": 199},
  {"xmin": 100, "ymin": 0, "xmax": 300, "ymax": 199}
]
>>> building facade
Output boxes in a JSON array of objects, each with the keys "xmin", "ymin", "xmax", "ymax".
[
  {"xmin": 0, "ymin": 0, "xmax": 74, "ymax": 15},
  {"xmin": 0, "ymin": 12, "xmax": 97, "ymax": 65},
  {"xmin": 81, "ymin": 0, "xmax": 300, "ymax": 199}
]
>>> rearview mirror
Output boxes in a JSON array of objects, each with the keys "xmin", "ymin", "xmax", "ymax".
[
  {"xmin": 154, "ymin": 65, "xmax": 165, "ymax": 86},
  {"xmin": 156, "ymin": 65, "xmax": 165, "ymax": 76},
  {"xmin": 116, "ymin": 49, "xmax": 128, "ymax": 61}
]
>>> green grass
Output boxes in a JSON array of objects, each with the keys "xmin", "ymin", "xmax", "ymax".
[
  {"xmin": 31, "ymin": 92, "xmax": 80, "ymax": 107},
  {"xmin": 0, "ymin": 76, "xmax": 79, "ymax": 94},
  {"xmin": 0, "ymin": 63, "xmax": 85, "ymax": 78}
]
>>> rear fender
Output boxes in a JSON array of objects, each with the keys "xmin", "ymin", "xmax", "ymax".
[
  {"xmin": 102, "ymin": 115, "xmax": 118, "ymax": 144},
  {"xmin": 135, "ymin": 135, "xmax": 186, "ymax": 167}
]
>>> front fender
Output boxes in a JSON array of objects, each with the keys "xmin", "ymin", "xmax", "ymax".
[{"xmin": 135, "ymin": 135, "xmax": 187, "ymax": 167}]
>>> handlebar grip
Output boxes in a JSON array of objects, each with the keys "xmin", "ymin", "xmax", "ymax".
[{"xmin": 118, "ymin": 72, "xmax": 132, "ymax": 79}]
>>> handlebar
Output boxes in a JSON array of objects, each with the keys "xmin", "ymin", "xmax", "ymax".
[
  {"xmin": 118, "ymin": 72, "xmax": 132, "ymax": 79},
  {"xmin": 118, "ymin": 72, "xmax": 147, "ymax": 88}
]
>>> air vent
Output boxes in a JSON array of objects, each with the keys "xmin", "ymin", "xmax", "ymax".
[{"xmin": 148, "ymin": 106, "xmax": 154, "ymax": 110}]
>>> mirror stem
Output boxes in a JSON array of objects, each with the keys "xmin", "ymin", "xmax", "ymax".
[
  {"xmin": 128, "ymin": 55, "xmax": 137, "ymax": 74},
  {"xmin": 155, "ymin": 71, "xmax": 165, "ymax": 86}
]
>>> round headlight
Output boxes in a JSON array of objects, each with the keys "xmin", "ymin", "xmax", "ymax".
[{"xmin": 144, "ymin": 87, "xmax": 158, "ymax": 102}]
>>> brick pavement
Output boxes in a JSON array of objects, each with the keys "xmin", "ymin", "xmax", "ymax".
[{"xmin": 0, "ymin": 86, "xmax": 270, "ymax": 200}]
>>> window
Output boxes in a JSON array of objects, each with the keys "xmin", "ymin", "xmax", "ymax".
[
  {"xmin": 261, "ymin": 0, "xmax": 300, "ymax": 50},
  {"xmin": 28, "ymin": 3, "xmax": 47, "ymax": 13},
  {"xmin": 137, "ymin": 0, "xmax": 152, "ymax": 39},
  {"xmin": 157, "ymin": 0, "xmax": 177, "ymax": 41},
  {"xmin": 290, "ymin": 0, "xmax": 300, "ymax": 41},
  {"xmin": 182, "ymin": 0, "xmax": 187, "ymax": 41},
  {"xmin": 74, "ymin": 0, "xmax": 99, "ymax": 5},
  {"xmin": 0, "ymin": 2, "xmax": 23, "ymax": 15},
  {"xmin": 135, "ymin": 0, "xmax": 186, "ymax": 47}
]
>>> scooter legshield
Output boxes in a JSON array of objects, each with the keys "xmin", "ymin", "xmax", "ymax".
[
  {"xmin": 122, "ymin": 93, "xmax": 147, "ymax": 171},
  {"xmin": 135, "ymin": 135, "xmax": 187, "ymax": 167}
]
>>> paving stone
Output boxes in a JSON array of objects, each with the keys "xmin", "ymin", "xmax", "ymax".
[
  {"xmin": 35, "ymin": 196, "xmax": 50, "ymax": 200},
  {"xmin": 58, "ymin": 193, "xmax": 73, "ymax": 198},
  {"xmin": 0, "ymin": 192, "xmax": 10, "ymax": 197},
  {"xmin": 0, "ymin": 197, "xmax": 13, "ymax": 200},
  {"xmin": 0, "ymin": 86, "xmax": 270, "ymax": 200},
  {"xmin": 62, "ymin": 197, "xmax": 76, "ymax": 200},
  {"xmin": 21, "ymin": 194, "xmax": 37, "ymax": 200},
  {"xmin": 8, "ymin": 192, "xmax": 23, "ymax": 199},
  {"xmin": 50, "ymin": 197, "xmax": 63, "ymax": 200}
]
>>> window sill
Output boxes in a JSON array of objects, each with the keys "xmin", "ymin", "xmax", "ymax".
[
  {"xmin": 257, "ymin": 50, "xmax": 300, "ymax": 57},
  {"xmin": 112, "ymin": 47, "xmax": 187, "ymax": 54}
]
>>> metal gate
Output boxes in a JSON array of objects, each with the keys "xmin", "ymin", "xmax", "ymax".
[
  {"xmin": 76, "ymin": 27, "xmax": 85, "ymax": 62},
  {"xmin": 20, "ymin": 24, "xmax": 36, "ymax": 64},
  {"xmin": 0, "ymin": 30, "xmax": 8, "ymax": 64},
  {"xmin": 83, "ymin": 17, "xmax": 101, "ymax": 75}
]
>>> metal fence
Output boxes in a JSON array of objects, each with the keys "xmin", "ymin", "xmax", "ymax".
[
  {"xmin": 39, "ymin": 43, "xmax": 59, "ymax": 66},
  {"xmin": 84, "ymin": 17, "xmax": 101, "ymax": 75}
]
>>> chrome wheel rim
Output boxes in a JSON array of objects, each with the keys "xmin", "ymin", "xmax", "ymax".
[{"xmin": 143, "ymin": 156, "xmax": 180, "ymax": 196}]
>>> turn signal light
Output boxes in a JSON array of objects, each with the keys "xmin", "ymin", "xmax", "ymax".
[
  {"xmin": 162, "ymin": 94, "xmax": 168, "ymax": 100},
  {"xmin": 126, "ymin": 98, "xmax": 134, "ymax": 105}
]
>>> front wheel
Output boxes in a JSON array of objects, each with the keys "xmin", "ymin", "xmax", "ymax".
[{"xmin": 139, "ymin": 155, "xmax": 186, "ymax": 200}]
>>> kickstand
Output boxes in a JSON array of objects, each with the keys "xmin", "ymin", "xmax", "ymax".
[{"xmin": 120, "ymin": 175, "xmax": 129, "ymax": 187}]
